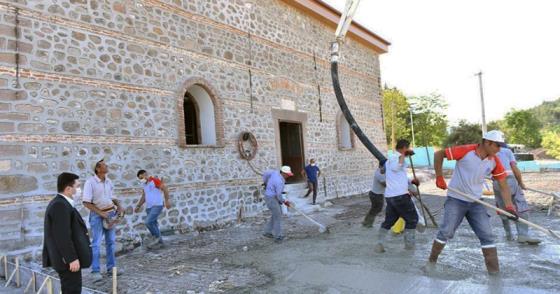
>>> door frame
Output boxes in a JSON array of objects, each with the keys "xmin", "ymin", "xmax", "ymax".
[{"xmin": 271, "ymin": 109, "xmax": 308, "ymax": 175}]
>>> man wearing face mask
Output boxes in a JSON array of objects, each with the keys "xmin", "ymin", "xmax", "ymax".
[
  {"xmin": 43, "ymin": 172, "xmax": 92, "ymax": 293},
  {"xmin": 83, "ymin": 159, "xmax": 124, "ymax": 281},
  {"xmin": 134, "ymin": 170, "xmax": 171, "ymax": 249},
  {"xmin": 302, "ymin": 158, "xmax": 321, "ymax": 205}
]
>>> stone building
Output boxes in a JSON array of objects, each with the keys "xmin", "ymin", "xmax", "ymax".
[{"xmin": 0, "ymin": 0, "xmax": 389, "ymax": 257}]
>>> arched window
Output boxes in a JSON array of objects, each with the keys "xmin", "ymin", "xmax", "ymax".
[
  {"xmin": 177, "ymin": 78, "xmax": 224, "ymax": 148},
  {"xmin": 337, "ymin": 112, "xmax": 355, "ymax": 150}
]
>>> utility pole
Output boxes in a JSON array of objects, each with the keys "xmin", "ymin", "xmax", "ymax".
[
  {"xmin": 475, "ymin": 71, "xmax": 487, "ymax": 134},
  {"xmin": 409, "ymin": 107, "xmax": 415, "ymax": 147},
  {"xmin": 391, "ymin": 99, "xmax": 396, "ymax": 148}
]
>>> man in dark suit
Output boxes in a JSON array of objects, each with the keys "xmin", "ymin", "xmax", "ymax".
[{"xmin": 43, "ymin": 172, "xmax": 92, "ymax": 293}]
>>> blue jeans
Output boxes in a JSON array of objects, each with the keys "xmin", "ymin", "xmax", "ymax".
[
  {"xmin": 145, "ymin": 205, "xmax": 163, "ymax": 239},
  {"xmin": 89, "ymin": 211, "xmax": 116, "ymax": 273},
  {"xmin": 436, "ymin": 197, "xmax": 495, "ymax": 247}
]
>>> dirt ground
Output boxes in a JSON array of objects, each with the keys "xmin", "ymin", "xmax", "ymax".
[
  {"xmin": 8, "ymin": 171, "xmax": 559, "ymax": 293},
  {"xmin": 70, "ymin": 171, "xmax": 560, "ymax": 294}
]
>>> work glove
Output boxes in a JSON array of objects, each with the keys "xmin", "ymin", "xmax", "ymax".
[
  {"xmin": 283, "ymin": 200, "xmax": 291, "ymax": 208},
  {"xmin": 504, "ymin": 204, "xmax": 519, "ymax": 220},
  {"xmin": 411, "ymin": 178, "xmax": 420, "ymax": 186},
  {"xmin": 436, "ymin": 176, "xmax": 447, "ymax": 190},
  {"xmin": 405, "ymin": 150, "xmax": 415, "ymax": 156}
]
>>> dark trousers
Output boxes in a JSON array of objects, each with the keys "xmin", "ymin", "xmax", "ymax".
[
  {"xmin": 381, "ymin": 194, "xmax": 418, "ymax": 230},
  {"xmin": 363, "ymin": 192, "xmax": 384, "ymax": 226},
  {"xmin": 58, "ymin": 269, "xmax": 82, "ymax": 294},
  {"xmin": 304, "ymin": 180, "xmax": 318, "ymax": 203}
]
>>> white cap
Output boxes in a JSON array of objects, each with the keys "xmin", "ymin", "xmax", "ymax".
[
  {"xmin": 280, "ymin": 166, "xmax": 293, "ymax": 176},
  {"xmin": 483, "ymin": 130, "xmax": 506, "ymax": 147}
]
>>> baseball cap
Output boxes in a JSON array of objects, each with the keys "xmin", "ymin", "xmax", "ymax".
[
  {"xmin": 483, "ymin": 130, "xmax": 507, "ymax": 147},
  {"xmin": 280, "ymin": 166, "xmax": 293, "ymax": 176}
]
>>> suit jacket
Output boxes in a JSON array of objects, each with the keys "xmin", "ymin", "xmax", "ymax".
[{"xmin": 43, "ymin": 194, "xmax": 92, "ymax": 272}]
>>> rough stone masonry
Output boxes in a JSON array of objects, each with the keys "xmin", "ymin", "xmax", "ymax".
[{"xmin": 0, "ymin": 0, "xmax": 388, "ymax": 258}]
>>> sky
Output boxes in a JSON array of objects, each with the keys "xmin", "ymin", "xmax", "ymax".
[{"xmin": 324, "ymin": 0, "xmax": 560, "ymax": 125}]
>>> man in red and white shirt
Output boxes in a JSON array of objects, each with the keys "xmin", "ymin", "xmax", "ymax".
[
  {"xmin": 427, "ymin": 130, "xmax": 517, "ymax": 274},
  {"xmin": 134, "ymin": 170, "xmax": 171, "ymax": 249}
]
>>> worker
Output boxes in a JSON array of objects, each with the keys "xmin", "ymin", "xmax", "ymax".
[
  {"xmin": 427, "ymin": 130, "xmax": 518, "ymax": 275},
  {"xmin": 493, "ymin": 146, "xmax": 541, "ymax": 244},
  {"xmin": 362, "ymin": 165, "xmax": 386, "ymax": 228},
  {"xmin": 374, "ymin": 139, "xmax": 419, "ymax": 252},
  {"xmin": 302, "ymin": 158, "xmax": 321, "ymax": 205},
  {"xmin": 262, "ymin": 166, "xmax": 293, "ymax": 243}
]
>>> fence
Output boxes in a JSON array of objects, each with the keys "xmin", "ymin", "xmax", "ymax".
[{"xmin": 0, "ymin": 255, "xmax": 114, "ymax": 294}]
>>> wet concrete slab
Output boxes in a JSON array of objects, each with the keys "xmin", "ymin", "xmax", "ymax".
[{"xmin": 18, "ymin": 191, "xmax": 555, "ymax": 293}]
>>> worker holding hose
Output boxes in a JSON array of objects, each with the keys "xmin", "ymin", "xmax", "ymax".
[{"xmin": 427, "ymin": 130, "xmax": 518, "ymax": 274}]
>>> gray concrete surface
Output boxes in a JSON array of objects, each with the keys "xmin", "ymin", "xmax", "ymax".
[{"xmin": 4, "ymin": 189, "xmax": 559, "ymax": 293}]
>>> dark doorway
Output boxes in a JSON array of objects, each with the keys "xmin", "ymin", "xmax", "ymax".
[
  {"xmin": 183, "ymin": 93, "xmax": 200, "ymax": 145},
  {"xmin": 279, "ymin": 121, "xmax": 305, "ymax": 183}
]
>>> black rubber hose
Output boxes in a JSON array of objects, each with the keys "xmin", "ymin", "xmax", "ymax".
[{"xmin": 331, "ymin": 61, "xmax": 387, "ymax": 166}]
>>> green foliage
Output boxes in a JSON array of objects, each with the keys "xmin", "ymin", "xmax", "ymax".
[
  {"xmin": 529, "ymin": 98, "xmax": 560, "ymax": 128},
  {"xmin": 502, "ymin": 109, "xmax": 542, "ymax": 148},
  {"xmin": 382, "ymin": 87, "xmax": 411, "ymax": 147},
  {"xmin": 408, "ymin": 93, "xmax": 448, "ymax": 147},
  {"xmin": 443, "ymin": 120, "xmax": 482, "ymax": 147},
  {"xmin": 487, "ymin": 120, "xmax": 504, "ymax": 132},
  {"xmin": 541, "ymin": 130, "xmax": 560, "ymax": 159}
]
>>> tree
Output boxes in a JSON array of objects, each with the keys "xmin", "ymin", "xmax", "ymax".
[
  {"xmin": 487, "ymin": 120, "xmax": 504, "ymax": 132},
  {"xmin": 502, "ymin": 109, "xmax": 542, "ymax": 148},
  {"xmin": 382, "ymin": 87, "xmax": 411, "ymax": 148},
  {"xmin": 541, "ymin": 130, "xmax": 560, "ymax": 159},
  {"xmin": 529, "ymin": 97, "xmax": 560, "ymax": 128},
  {"xmin": 443, "ymin": 120, "xmax": 482, "ymax": 147},
  {"xmin": 408, "ymin": 93, "xmax": 448, "ymax": 147}
]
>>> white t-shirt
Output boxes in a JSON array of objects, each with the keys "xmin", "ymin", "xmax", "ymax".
[{"xmin": 385, "ymin": 152, "xmax": 410, "ymax": 198}]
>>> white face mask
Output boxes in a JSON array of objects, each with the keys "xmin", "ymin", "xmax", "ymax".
[
  {"xmin": 310, "ymin": 163, "xmax": 316, "ymax": 166},
  {"xmin": 75, "ymin": 187, "xmax": 82, "ymax": 197},
  {"xmin": 140, "ymin": 178, "xmax": 147, "ymax": 184}
]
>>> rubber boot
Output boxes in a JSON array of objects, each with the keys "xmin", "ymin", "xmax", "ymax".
[
  {"xmin": 482, "ymin": 247, "xmax": 500, "ymax": 275},
  {"xmin": 374, "ymin": 228, "xmax": 388, "ymax": 253},
  {"xmin": 501, "ymin": 219, "xmax": 513, "ymax": 241},
  {"xmin": 516, "ymin": 212, "xmax": 541, "ymax": 245},
  {"xmin": 404, "ymin": 229, "xmax": 416, "ymax": 250},
  {"xmin": 428, "ymin": 240, "xmax": 445, "ymax": 264}
]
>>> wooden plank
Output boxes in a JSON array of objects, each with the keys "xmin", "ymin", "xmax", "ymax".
[
  {"xmin": 15, "ymin": 258, "xmax": 20, "ymax": 287},
  {"xmin": 2, "ymin": 256, "xmax": 6, "ymax": 279},
  {"xmin": 112, "ymin": 267, "xmax": 117, "ymax": 294}
]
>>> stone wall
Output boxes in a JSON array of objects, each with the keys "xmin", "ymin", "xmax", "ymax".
[{"xmin": 0, "ymin": 0, "xmax": 387, "ymax": 257}]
